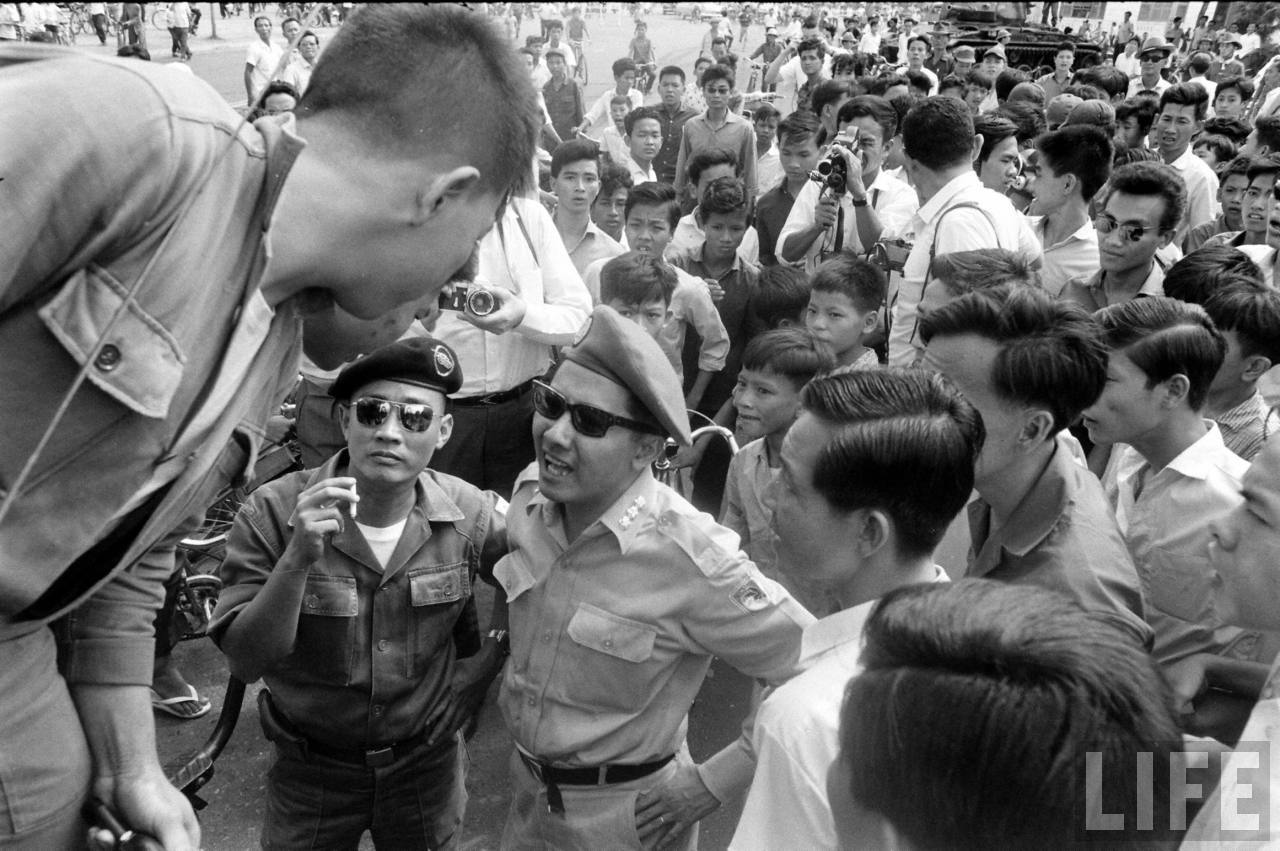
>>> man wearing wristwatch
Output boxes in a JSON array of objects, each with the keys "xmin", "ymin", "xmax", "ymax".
[
  {"xmin": 210, "ymin": 337, "xmax": 510, "ymax": 849},
  {"xmin": 777, "ymin": 95, "xmax": 916, "ymax": 275}
]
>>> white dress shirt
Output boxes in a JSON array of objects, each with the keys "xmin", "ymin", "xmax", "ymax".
[
  {"xmin": 1030, "ymin": 215, "xmax": 1099, "ymax": 297},
  {"xmin": 1168, "ymin": 147, "xmax": 1220, "ymax": 240},
  {"xmin": 777, "ymin": 170, "xmax": 917, "ymax": 275}
]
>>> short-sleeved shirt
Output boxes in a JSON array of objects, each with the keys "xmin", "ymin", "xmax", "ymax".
[
  {"xmin": 1036, "ymin": 71, "xmax": 1073, "ymax": 101},
  {"xmin": 967, "ymin": 434, "xmax": 1151, "ymax": 647},
  {"xmin": 1183, "ymin": 214, "xmax": 1232, "ymax": 254},
  {"xmin": 559, "ymin": 217, "xmax": 624, "ymax": 277},
  {"xmin": 1105, "ymin": 424, "xmax": 1253, "ymax": 666},
  {"xmin": 1168, "ymin": 147, "xmax": 1221, "ymax": 240},
  {"xmin": 674, "ymin": 111, "xmax": 758, "ymax": 204},
  {"xmin": 754, "ymin": 180, "xmax": 799, "ymax": 266},
  {"xmin": 667, "ymin": 210, "xmax": 761, "ymax": 265},
  {"xmin": 1215, "ymin": 391, "xmax": 1279, "ymax": 462},
  {"xmin": 210, "ymin": 452, "xmax": 507, "ymax": 749},
  {"xmin": 496, "ymin": 466, "xmax": 812, "ymax": 768},
  {"xmin": 543, "ymin": 77, "xmax": 584, "ymax": 143},
  {"xmin": 1061, "ymin": 263, "xmax": 1165, "ymax": 313},
  {"xmin": 245, "ymin": 38, "xmax": 285, "ymax": 100},
  {"xmin": 1030, "ymin": 215, "xmax": 1099, "ymax": 297},
  {"xmin": 777, "ymin": 169, "xmax": 917, "ymax": 275},
  {"xmin": 653, "ymin": 103, "xmax": 700, "ymax": 186}
]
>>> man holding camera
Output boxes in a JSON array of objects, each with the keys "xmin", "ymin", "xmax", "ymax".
[{"xmin": 776, "ymin": 96, "xmax": 917, "ymax": 274}]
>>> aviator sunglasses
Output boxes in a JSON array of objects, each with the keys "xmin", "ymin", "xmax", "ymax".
[
  {"xmin": 532, "ymin": 380, "xmax": 664, "ymax": 438},
  {"xmin": 352, "ymin": 397, "xmax": 436, "ymax": 433}
]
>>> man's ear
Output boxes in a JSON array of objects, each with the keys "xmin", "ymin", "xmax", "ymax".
[
  {"xmin": 856, "ymin": 508, "xmax": 892, "ymax": 558},
  {"xmin": 861, "ymin": 309, "xmax": 879, "ymax": 335},
  {"xmin": 1159, "ymin": 373, "xmax": 1193, "ymax": 409},
  {"xmin": 1019, "ymin": 408, "xmax": 1056, "ymax": 448},
  {"xmin": 1243, "ymin": 355, "xmax": 1274, "ymax": 383},
  {"xmin": 413, "ymin": 166, "xmax": 482, "ymax": 227},
  {"xmin": 971, "ymin": 132, "xmax": 985, "ymax": 164},
  {"xmin": 434, "ymin": 412, "xmax": 454, "ymax": 451}
]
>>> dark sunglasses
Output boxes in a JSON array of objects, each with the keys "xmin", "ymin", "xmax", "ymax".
[
  {"xmin": 353, "ymin": 397, "xmax": 435, "ymax": 433},
  {"xmin": 532, "ymin": 380, "xmax": 663, "ymax": 438},
  {"xmin": 1093, "ymin": 213, "xmax": 1155, "ymax": 243}
]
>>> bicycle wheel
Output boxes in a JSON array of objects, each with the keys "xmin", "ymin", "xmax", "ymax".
[
  {"xmin": 180, "ymin": 485, "xmax": 248, "ymax": 550},
  {"xmin": 151, "ymin": 8, "xmax": 169, "ymax": 31},
  {"xmin": 70, "ymin": 10, "xmax": 88, "ymax": 35}
]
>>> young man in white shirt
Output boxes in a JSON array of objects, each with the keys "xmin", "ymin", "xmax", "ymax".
[
  {"xmin": 729, "ymin": 368, "xmax": 981, "ymax": 851},
  {"xmin": 1154, "ymin": 83, "xmax": 1219, "ymax": 241},
  {"xmin": 579, "ymin": 57, "xmax": 644, "ymax": 139},
  {"xmin": 244, "ymin": 15, "xmax": 285, "ymax": 103},
  {"xmin": 890, "ymin": 96, "xmax": 1041, "ymax": 367},
  {"xmin": 1026, "ymin": 125, "xmax": 1111, "ymax": 295},
  {"xmin": 1083, "ymin": 297, "xmax": 1254, "ymax": 669},
  {"xmin": 777, "ymin": 95, "xmax": 916, "ymax": 274},
  {"xmin": 1127, "ymin": 38, "xmax": 1173, "ymax": 97},
  {"xmin": 549, "ymin": 139, "xmax": 624, "ymax": 277},
  {"xmin": 623, "ymin": 106, "xmax": 663, "ymax": 184}
]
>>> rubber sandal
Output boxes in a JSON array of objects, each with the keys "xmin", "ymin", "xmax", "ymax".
[{"xmin": 151, "ymin": 684, "xmax": 212, "ymax": 720}]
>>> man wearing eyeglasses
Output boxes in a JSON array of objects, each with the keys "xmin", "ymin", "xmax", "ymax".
[
  {"xmin": 1062, "ymin": 161, "xmax": 1185, "ymax": 313},
  {"xmin": 211, "ymin": 336, "xmax": 510, "ymax": 849},
  {"xmin": 495, "ymin": 306, "xmax": 811, "ymax": 851}
]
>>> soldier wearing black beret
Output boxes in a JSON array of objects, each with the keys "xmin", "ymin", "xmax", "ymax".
[
  {"xmin": 493, "ymin": 307, "xmax": 812, "ymax": 850},
  {"xmin": 210, "ymin": 335, "xmax": 510, "ymax": 848}
]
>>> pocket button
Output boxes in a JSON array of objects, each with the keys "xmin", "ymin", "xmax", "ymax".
[{"xmin": 94, "ymin": 344, "xmax": 122, "ymax": 371}]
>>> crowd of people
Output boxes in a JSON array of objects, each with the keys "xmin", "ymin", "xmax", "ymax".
[{"xmin": 5, "ymin": 3, "xmax": 1280, "ymax": 850}]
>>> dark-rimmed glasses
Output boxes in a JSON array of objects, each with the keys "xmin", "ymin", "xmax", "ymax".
[
  {"xmin": 1094, "ymin": 213, "xmax": 1156, "ymax": 243},
  {"xmin": 353, "ymin": 397, "xmax": 435, "ymax": 433},
  {"xmin": 532, "ymin": 380, "xmax": 664, "ymax": 438}
]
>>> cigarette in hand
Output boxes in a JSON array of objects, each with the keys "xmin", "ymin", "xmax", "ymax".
[{"xmin": 349, "ymin": 482, "xmax": 358, "ymax": 519}]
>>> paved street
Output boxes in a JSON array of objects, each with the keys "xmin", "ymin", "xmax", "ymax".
[{"xmin": 55, "ymin": 5, "xmax": 773, "ymax": 849}]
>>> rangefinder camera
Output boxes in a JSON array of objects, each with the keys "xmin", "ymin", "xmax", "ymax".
[
  {"xmin": 439, "ymin": 285, "xmax": 498, "ymax": 317},
  {"xmin": 870, "ymin": 238, "xmax": 912, "ymax": 274}
]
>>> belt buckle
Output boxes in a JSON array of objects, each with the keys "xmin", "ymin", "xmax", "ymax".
[{"xmin": 365, "ymin": 746, "xmax": 395, "ymax": 768}]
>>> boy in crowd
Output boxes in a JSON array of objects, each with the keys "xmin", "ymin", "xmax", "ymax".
[
  {"xmin": 752, "ymin": 265, "xmax": 812, "ymax": 328},
  {"xmin": 1184, "ymin": 154, "xmax": 1251, "ymax": 252},
  {"xmin": 544, "ymin": 19, "xmax": 575, "ymax": 77},
  {"xmin": 1063, "ymin": 161, "xmax": 1184, "ymax": 312},
  {"xmin": 669, "ymin": 148, "xmax": 761, "ymax": 261},
  {"xmin": 920, "ymin": 285, "xmax": 1151, "ymax": 645},
  {"xmin": 755, "ymin": 111, "xmax": 821, "ymax": 267},
  {"xmin": 549, "ymin": 140, "xmax": 624, "ymax": 276},
  {"xmin": 1201, "ymin": 284, "xmax": 1280, "ymax": 461},
  {"xmin": 1197, "ymin": 155, "xmax": 1280, "ymax": 252},
  {"xmin": 579, "ymin": 57, "xmax": 643, "ymax": 138},
  {"xmin": 752, "ymin": 103, "xmax": 784, "ymax": 196},
  {"xmin": 211, "ymin": 337, "xmax": 510, "ymax": 848},
  {"xmin": 525, "ymin": 34, "xmax": 551, "ymax": 88},
  {"xmin": 599, "ymin": 94, "xmax": 633, "ymax": 168},
  {"xmin": 1113, "ymin": 96, "xmax": 1158, "ymax": 161},
  {"xmin": 1084, "ymin": 298, "xmax": 1255, "ymax": 668},
  {"xmin": 675, "ymin": 64, "xmax": 758, "ymax": 209},
  {"xmin": 623, "ymin": 105, "xmax": 663, "ymax": 184},
  {"xmin": 721, "ymin": 329, "xmax": 836, "ymax": 615},
  {"xmin": 672, "ymin": 178, "xmax": 761, "ymax": 418},
  {"xmin": 1213, "ymin": 76, "xmax": 1254, "ymax": 122},
  {"xmin": 1027, "ymin": 124, "xmax": 1112, "ymax": 295},
  {"xmin": 805, "ymin": 252, "xmax": 885, "ymax": 372},
  {"xmin": 777, "ymin": 96, "xmax": 917, "ymax": 275},
  {"xmin": 590, "ymin": 163, "xmax": 632, "ymax": 244},
  {"xmin": 583, "ymin": 184, "xmax": 729, "ymax": 409},
  {"xmin": 1154, "ymin": 83, "xmax": 1219, "ymax": 240},
  {"xmin": 599, "ymin": 251, "xmax": 677, "ymax": 341},
  {"xmin": 731, "ymin": 369, "xmax": 983, "ymax": 850}
]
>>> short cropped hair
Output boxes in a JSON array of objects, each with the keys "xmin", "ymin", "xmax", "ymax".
[
  {"xmin": 1203, "ymin": 285, "xmax": 1280, "ymax": 364},
  {"xmin": 1115, "ymin": 96, "xmax": 1159, "ymax": 135},
  {"xmin": 1159, "ymin": 81, "xmax": 1210, "ymax": 121},
  {"xmin": 658, "ymin": 64, "xmax": 685, "ymax": 84},
  {"xmin": 1188, "ymin": 52, "xmax": 1212, "ymax": 75},
  {"xmin": 973, "ymin": 114, "xmax": 1018, "ymax": 167},
  {"xmin": 938, "ymin": 74, "xmax": 966, "ymax": 97},
  {"xmin": 1193, "ymin": 133, "xmax": 1239, "ymax": 165},
  {"xmin": 1074, "ymin": 65, "xmax": 1129, "ymax": 100},
  {"xmin": 624, "ymin": 105, "xmax": 663, "ymax": 136},
  {"xmin": 753, "ymin": 266, "xmax": 811, "ymax": 328},
  {"xmin": 1056, "ymin": 40, "xmax": 1075, "ymax": 54},
  {"xmin": 921, "ymin": 284, "xmax": 1107, "ymax": 433},
  {"xmin": 597, "ymin": 161, "xmax": 633, "ymax": 199},
  {"xmin": 751, "ymin": 102, "xmax": 780, "ymax": 124},
  {"xmin": 298, "ymin": 5, "xmax": 539, "ymax": 195},
  {"xmin": 1163, "ymin": 248, "xmax": 1263, "ymax": 304},
  {"xmin": 928, "ymin": 249, "xmax": 1041, "ymax": 298},
  {"xmin": 811, "ymin": 80, "xmax": 853, "ymax": 118},
  {"xmin": 1095, "ymin": 297, "xmax": 1227, "ymax": 412},
  {"xmin": 611, "ymin": 57, "xmax": 637, "ymax": 78},
  {"xmin": 904, "ymin": 69, "xmax": 933, "ymax": 97},
  {"xmin": 776, "ymin": 110, "xmax": 820, "ymax": 147},
  {"xmin": 902, "ymin": 96, "xmax": 976, "ymax": 171},
  {"xmin": 741, "ymin": 328, "xmax": 837, "ymax": 389},
  {"xmin": 624, "ymin": 181, "xmax": 681, "ymax": 230},
  {"xmin": 1037, "ymin": 124, "xmax": 1113, "ymax": 200},
  {"xmin": 1203, "ymin": 117, "xmax": 1252, "ymax": 146},
  {"xmin": 599, "ymin": 252, "xmax": 677, "ymax": 307},
  {"xmin": 550, "ymin": 138, "xmax": 600, "ymax": 178},
  {"xmin": 1216, "ymin": 75, "xmax": 1254, "ymax": 103},
  {"xmin": 996, "ymin": 101, "xmax": 1047, "ymax": 144},
  {"xmin": 1255, "ymin": 115, "xmax": 1280, "ymax": 152},
  {"xmin": 811, "ymin": 251, "xmax": 887, "ymax": 314},
  {"xmin": 1245, "ymin": 152, "xmax": 1280, "ymax": 183},
  {"xmin": 699, "ymin": 177, "xmax": 747, "ymax": 217},
  {"xmin": 868, "ymin": 73, "xmax": 908, "ymax": 97},
  {"xmin": 1219, "ymin": 153, "xmax": 1255, "ymax": 180},
  {"xmin": 700, "ymin": 63, "xmax": 734, "ymax": 90},
  {"xmin": 800, "ymin": 370, "xmax": 983, "ymax": 558},
  {"xmin": 994, "ymin": 68, "xmax": 1029, "ymax": 102},
  {"xmin": 841, "ymin": 580, "xmax": 1183, "ymax": 850},
  {"xmin": 837, "ymin": 95, "xmax": 898, "ymax": 142},
  {"xmin": 1100, "ymin": 161, "xmax": 1187, "ymax": 234},
  {"xmin": 796, "ymin": 37, "xmax": 825, "ymax": 58},
  {"xmin": 686, "ymin": 147, "xmax": 738, "ymax": 186}
]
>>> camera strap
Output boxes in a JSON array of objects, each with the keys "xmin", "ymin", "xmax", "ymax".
[{"xmin": 909, "ymin": 200, "xmax": 999, "ymax": 346}]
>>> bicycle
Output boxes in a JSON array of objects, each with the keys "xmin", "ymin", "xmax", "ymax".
[
  {"xmin": 569, "ymin": 37, "xmax": 588, "ymax": 85},
  {"xmin": 636, "ymin": 62, "xmax": 656, "ymax": 95},
  {"xmin": 653, "ymin": 411, "xmax": 740, "ymax": 501}
]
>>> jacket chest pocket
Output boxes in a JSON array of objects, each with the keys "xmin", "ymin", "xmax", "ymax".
[
  {"xmin": 407, "ymin": 562, "xmax": 470, "ymax": 675},
  {"xmin": 292, "ymin": 575, "xmax": 358, "ymax": 684},
  {"xmin": 562, "ymin": 603, "xmax": 659, "ymax": 714}
]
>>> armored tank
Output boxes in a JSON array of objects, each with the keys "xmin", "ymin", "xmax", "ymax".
[{"xmin": 942, "ymin": 2, "xmax": 1104, "ymax": 69}]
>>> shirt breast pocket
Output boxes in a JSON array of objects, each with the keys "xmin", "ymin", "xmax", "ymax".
[
  {"xmin": 563, "ymin": 603, "xmax": 658, "ymax": 714},
  {"xmin": 1143, "ymin": 548, "xmax": 1217, "ymax": 627},
  {"xmin": 292, "ymin": 575, "xmax": 358, "ymax": 684},
  {"xmin": 407, "ymin": 562, "xmax": 470, "ymax": 676}
]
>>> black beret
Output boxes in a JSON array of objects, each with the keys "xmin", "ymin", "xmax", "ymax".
[
  {"xmin": 561, "ymin": 306, "xmax": 691, "ymax": 446},
  {"xmin": 330, "ymin": 336, "xmax": 463, "ymax": 401}
]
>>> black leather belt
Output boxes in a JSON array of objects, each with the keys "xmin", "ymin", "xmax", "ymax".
[
  {"xmin": 303, "ymin": 727, "xmax": 448, "ymax": 768},
  {"xmin": 519, "ymin": 751, "xmax": 674, "ymax": 815},
  {"xmin": 452, "ymin": 379, "xmax": 534, "ymax": 407}
]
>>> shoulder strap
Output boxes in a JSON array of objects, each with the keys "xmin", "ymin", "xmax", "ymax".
[{"xmin": 911, "ymin": 200, "xmax": 1001, "ymax": 347}]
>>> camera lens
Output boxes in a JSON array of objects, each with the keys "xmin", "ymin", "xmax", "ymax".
[{"xmin": 467, "ymin": 289, "xmax": 497, "ymax": 316}]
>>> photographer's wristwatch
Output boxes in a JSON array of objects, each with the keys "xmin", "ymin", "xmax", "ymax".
[{"xmin": 851, "ymin": 196, "xmax": 869, "ymax": 207}]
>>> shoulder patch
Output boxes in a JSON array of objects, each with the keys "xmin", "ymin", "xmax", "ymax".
[{"xmin": 731, "ymin": 578, "xmax": 772, "ymax": 613}]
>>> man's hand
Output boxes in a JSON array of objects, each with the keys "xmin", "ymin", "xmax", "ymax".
[
  {"xmin": 459, "ymin": 286, "xmax": 527, "ymax": 335},
  {"xmin": 634, "ymin": 763, "xmax": 721, "ymax": 851},
  {"xmin": 835, "ymin": 141, "xmax": 867, "ymax": 202},
  {"xmin": 287, "ymin": 477, "xmax": 359, "ymax": 563},
  {"xmin": 423, "ymin": 642, "xmax": 506, "ymax": 746},
  {"xmin": 813, "ymin": 193, "xmax": 840, "ymax": 230},
  {"xmin": 87, "ymin": 762, "xmax": 199, "ymax": 851},
  {"xmin": 702, "ymin": 277, "xmax": 725, "ymax": 303},
  {"xmin": 1164, "ymin": 653, "xmax": 1211, "ymax": 717}
]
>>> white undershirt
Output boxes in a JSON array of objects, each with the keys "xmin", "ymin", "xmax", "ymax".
[{"xmin": 355, "ymin": 518, "xmax": 407, "ymax": 570}]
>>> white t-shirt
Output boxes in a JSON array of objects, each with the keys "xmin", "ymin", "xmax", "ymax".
[
  {"xmin": 246, "ymin": 39, "xmax": 285, "ymax": 100},
  {"xmin": 355, "ymin": 518, "xmax": 408, "ymax": 570}
]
